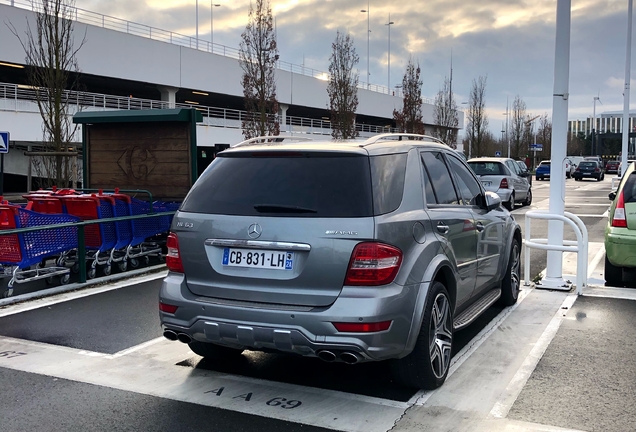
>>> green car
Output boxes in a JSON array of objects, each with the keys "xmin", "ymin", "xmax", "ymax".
[{"xmin": 605, "ymin": 161, "xmax": 636, "ymax": 285}]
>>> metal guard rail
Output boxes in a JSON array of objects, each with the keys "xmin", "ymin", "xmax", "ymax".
[
  {"xmin": 1, "ymin": 0, "xmax": 412, "ymax": 99},
  {"xmin": 523, "ymin": 210, "xmax": 588, "ymax": 295},
  {"xmin": 0, "ymin": 211, "xmax": 175, "ymax": 284}
]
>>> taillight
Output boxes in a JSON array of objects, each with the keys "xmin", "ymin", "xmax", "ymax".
[
  {"xmin": 332, "ymin": 321, "xmax": 392, "ymax": 332},
  {"xmin": 499, "ymin": 178, "xmax": 509, "ymax": 189},
  {"xmin": 576, "ymin": 167, "xmax": 580, "ymax": 171},
  {"xmin": 612, "ymin": 192, "xmax": 628, "ymax": 228},
  {"xmin": 594, "ymin": 168, "xmax": 600, "ymax": 173},
  {"xmin": 166, "ymin": 232, "xmax": 184, "ymax": 273},
  {"xmin": 159, "ymin": 302, "xmax": 178, "ymax": 314},
  {"xmin": 344, "ymin": 242, "xmax": 402, "ymax": 286}
]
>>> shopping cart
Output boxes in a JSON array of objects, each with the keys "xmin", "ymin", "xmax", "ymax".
[
  {"xmin": 0, "ymin": 204, "xmax": 80, "ymax": 297},
  {"xmin": 59, "ymin": 194, "xmax": 118, "ymax": 279}
]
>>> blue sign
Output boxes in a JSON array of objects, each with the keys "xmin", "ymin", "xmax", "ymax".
[
  {"xmin": 495, "ymin": 151, "xmax": 502, "ymax": 157},
  {"xmin": 0, "ymin": 131, "xmax": 8, "ymax": 154},
  {"xmin": 529, "ymin": 143, "xmax": 543, "ymax": 151}
]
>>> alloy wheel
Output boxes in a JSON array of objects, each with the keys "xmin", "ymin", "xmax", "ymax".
[
  {"xmin": 510, "ymin": 242, "xmax": 520, "ymax": 299},
  {"xmin": 429, "ymin": 293, "xmax": 453, "ymax": 379}
]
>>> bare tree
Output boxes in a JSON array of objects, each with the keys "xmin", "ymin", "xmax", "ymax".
[
  {"xmin": 536, "ymin": 113, "xmax": 552, "ymax": 162},
  {"xmin": 239, "ymin": 0, "xmax": 280, "ymax": 139},
  {"xmin": 433, "ymin": 76, "xmax": 459, "ymax": 148},
  {"xmin": 393, "ymin": 57, "xmax": 424, "ymax": 134},
  {"xmin": 9, "ymin": 0, "xmax": 85, "ymax": 188},
  {"xmin": 465, "ymin": 76, "xmax": 489, "ymax": 157},
  {"xmin": 510, "ymin": 95, "xmax": 527, "ymax": 159},
  {"xmin": 327, "ymin": 31, "xmax": 359, "ymax": 139}
]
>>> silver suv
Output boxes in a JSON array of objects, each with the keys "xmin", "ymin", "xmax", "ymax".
[{"xmin": 160, "ymin": 134, "xmax": 522, "ymax": 390}]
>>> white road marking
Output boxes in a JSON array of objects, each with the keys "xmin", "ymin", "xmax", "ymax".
[
  {"xmin": 0, "ymin": 271, "xmax": 167, "ymax": 318},
  {"xmin": 489, "ymin": 293, "xmax": 578, "ymax": 419},
  {"xmin": 582, "ymin": 286, "xmax": 636, "ymax": 301},
  {"xmin": 410, "ymin": 286, "xmax": 534, "ymax": 407},
  {"xmin": 106, "ymin": 337, "xmax": 166, "ymax": 359}
]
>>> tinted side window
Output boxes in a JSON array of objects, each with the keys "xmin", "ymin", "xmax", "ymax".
[
  {"xmin": 370, "ymin": 153, "xmax": 407, "ymax": 215},
  {"xmin": 181, "ymin": 153, "xmax": 373, "ymax": 217},
  {"xmin": 506, "ymin": 160, "xmax": 520, "ymax": 175},
  {"xmin": 422, "ymin": 162, "xmax": 437, "ymax": 205},
  {"xmin": 446, "ymin": 155, "xmax": 482, "ymax": 206},
  {"xmin": 421, "ymin": 152, "xmax": 459, "ymax": 205}
]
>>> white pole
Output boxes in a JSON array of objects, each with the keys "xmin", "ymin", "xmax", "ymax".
[
  {"xmin": 387, "ymin": 14, "xmax": 391, "ymax": 90},
  {"xmin": 367, "ymin": 1, "xmax": 370, "ymax": 88},
  {"xmin": 211, "ymin": 1, "xmax": 213, "ymax": 48},
  {"xmin": 543, "ymin": 0, "xmax": 571, "ymax": 290},
  {"xmin": 196, "ymin": 0, "xmax": 199, "ymax": 50},
  {"xmin": 621, "ymin": 0, "xmax": 633, "ymax": 178},
  {"xmin": 506, "ymin": 98, "xmax": 510, "ymax": 158}
]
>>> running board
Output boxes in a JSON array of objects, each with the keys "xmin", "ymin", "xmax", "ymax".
[{"xmin": 453, "ymin": 288, "xmax": 501, "ymax": 331}]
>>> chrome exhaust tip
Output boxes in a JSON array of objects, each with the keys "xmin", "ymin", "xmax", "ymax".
[
  {"xmin": 317, "ymin": 350, "xmax": 337, "ymax": 362},
  {"xmin": 177, "ymin": 333, "xmax": 192, "ymax": 344},
  {"xmin": 163, "ymin": 329, "xmax": 178, "ymax": 341},
  {"xmin": 340, "ymin": 352, "xmax": 360, "ymax": 364}
]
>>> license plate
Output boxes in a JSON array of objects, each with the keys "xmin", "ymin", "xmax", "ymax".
[
  {"xmin": 222, "ymin": 248, "xmax": 294, "ymax": 270},
  {"xmin": 583, "ymin": 173, "xmax": 591, "ymax": 176},
  {"xmin": 481, "ymin": 181, "xmax": 491, "ymax": 187}
]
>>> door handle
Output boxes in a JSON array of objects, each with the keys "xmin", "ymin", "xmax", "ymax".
[
  {"xmin": 436, "ymin": 223, "xmax": 449, "ymax": 234},
  {"xmin": 475, "ymin": 222, "xmax": 485, "ymax": 232}
]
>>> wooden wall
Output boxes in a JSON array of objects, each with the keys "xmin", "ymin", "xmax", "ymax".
[{"xmin": 87, "ymin": 122, "xmax": 192, "ymax": 200}]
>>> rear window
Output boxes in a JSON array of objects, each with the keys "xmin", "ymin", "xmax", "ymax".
[
  {"xmin": 467, "ymin": 162, "xmax": 507, "ymax": 176},
  {"xmin": 579, "ymin": 162, "xmax": 596, "ymax": 168},
  {"xmin": 539, "ymin": 161, "xmax": 551, "ymax": 166},
  {"xmin": 370, "ymin": 153, "xmax": 407, "ymax": 215},
  {"xmin": 623, "ymin": 173, "xmax": 636, "ymax": 203},
  {"xmin": 181, "ymin": 153, "xmax": 373, "ymax": 217}
]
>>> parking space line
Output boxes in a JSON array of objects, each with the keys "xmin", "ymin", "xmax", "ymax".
[
  {"xmin": 0, "ymin": 271, "xmax": 167, "ymax": 318},
  {"xmin": 106, "ymin": 337, "xmax": 166, "ymax": 359},
  {"xmin": 410, "ymin": 286, "xmax": 534, "ymax": 407},
  {"xmin": 489, "ymin": 293, "xmax": 578, "ymax": 419}
]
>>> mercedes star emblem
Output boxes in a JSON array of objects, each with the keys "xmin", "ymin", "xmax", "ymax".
[{"xmin": 247, "ymin": 223, "xmax": 262, "ymax": 239}]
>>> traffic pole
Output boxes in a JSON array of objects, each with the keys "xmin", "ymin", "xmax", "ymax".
[
  {"xmin": 542, "ymin": 0, "xmax": 571, "ymax": 290},
  {"xmin": 621, "ymin": 0, "xmax": 633, "ymax": 178}
]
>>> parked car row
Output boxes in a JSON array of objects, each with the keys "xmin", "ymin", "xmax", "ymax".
[{"xmin": 466, "ymin": 157, "xmax": 532, "ymax": 210}]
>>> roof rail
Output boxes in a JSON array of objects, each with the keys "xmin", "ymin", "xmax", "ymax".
[
  {"xmin": 231, "ymin": 135, "xmax": 315, "ymax": 148},
  {"xmin": 359, "ymin": 133, "xmax": 446, "ymax": 147}
]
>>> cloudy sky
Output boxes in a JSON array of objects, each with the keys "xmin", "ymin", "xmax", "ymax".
[{"xmin": 74, "ymin": 0, "xmax": 633, "ymax": 135}]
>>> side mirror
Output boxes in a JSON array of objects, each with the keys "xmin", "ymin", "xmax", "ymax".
[
  {"xmin": 609, "ymin": 191, "xmax": 617, "ymax": 201},
  {"xmin": 485, "ymin": 191, "xmax": 501, "ymax": 211}
]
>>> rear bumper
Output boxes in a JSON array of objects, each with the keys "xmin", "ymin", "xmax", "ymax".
[
  {"xmin": 606, "ymin": 230, "xmax": 636, "ymax": 268},
  {"xmin": 159, "ymin": 273, "xmax": 423, "ymax": 362},
  {"xmin": 573, "ymin": 172, "xmax": 601, "ymax": 179}
]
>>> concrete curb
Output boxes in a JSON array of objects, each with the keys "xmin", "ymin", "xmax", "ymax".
[{"xmin": 0, "ymin": 264, "xmax": 166, "ymax": 307}]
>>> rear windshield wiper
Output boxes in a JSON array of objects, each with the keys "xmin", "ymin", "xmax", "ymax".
[{"xmin": 254, "ymin": 204, "xmax": 317, "ymax": 214}]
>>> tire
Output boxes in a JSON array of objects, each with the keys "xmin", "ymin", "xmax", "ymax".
[
  {"xmin": 391, "ymin": 281, "xmax": 453, "ymax": 390},
  {"xmin": 604, "ymin": 256, "xmax": 623, "ymax": 286},
  {"xmin": 188, "ymin": 340, "xmax": 244, "ymax": 361},
  {"xmin": 60, "ymin": 273, "xmax": 71, "ymax": 285},
  {"xmin": 504, "ymin": 194, "xmax": 515, "ymax": 211},
  {"xmin": 118, "ymin": 261, "xmax": 128, "ymax": 272},
  {"xmin": 499, "ymin": 238, "xmax": 521, "ymax": 306},
  {"xmin": 87, "ymin": 268, "xmax": 96, "ymax": 279},
  {"xmin": 102, "ymin": 265, "xmax": 112, "ymax": 276},
  {"xmin": 130, "ymin": 258, "xmax": 140, "ymax": 269},
  {"xmin": 523, "ymin": 189, "xmax": 532, "ymax": 206},
  {"xmin": 536, "ymin": 176, "xmax": 541, "ymax": 181},
  {"xmin": 597, "ymin": 175, "xmax": 602, "ymax": 182}
]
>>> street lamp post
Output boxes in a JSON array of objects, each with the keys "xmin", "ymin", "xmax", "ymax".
[
  {"xmin": 211, "ymin": 3, "xmax": 220, "ymax": 50},
  {"xmin": 592, "ymin": 95, "xmax": 601, "ymax": 155},
  {"xmin": 196, "ymin": 0, "xmax": 199, "ymax": 49},
  {"xmin": 386, "ymin": 14, "xmax": 394, "ymax": 90},
  {"xmin": 360, "ymin": 3, "xmax": 370, "ymax": 89}
]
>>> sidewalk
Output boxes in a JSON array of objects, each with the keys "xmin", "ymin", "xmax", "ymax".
[{"xmin": 393, "ymin": 243, "xmax": 636, "ymax": 432}]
